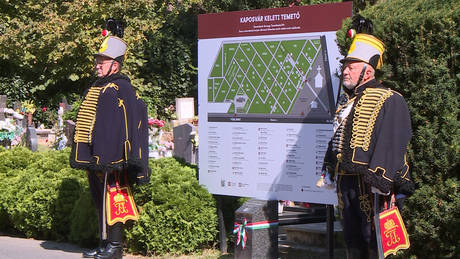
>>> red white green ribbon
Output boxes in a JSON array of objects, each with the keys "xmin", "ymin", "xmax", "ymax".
[{"xmin": 233, "ymin": 218, "xmax": 278, "ymax": 249}]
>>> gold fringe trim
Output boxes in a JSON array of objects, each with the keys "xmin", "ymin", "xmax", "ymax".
[
  {"xmin": 351, "ymin": 88, "xmax": 393, "ymax": 151},
  {"xmin": 74, "ymin": 87, "xmax": 102, "ymax": 143}
]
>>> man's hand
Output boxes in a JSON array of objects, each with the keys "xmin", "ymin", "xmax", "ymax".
[
  {"xmin": 371, "ymin": 186, "xmax": 390, "ymax": 196},
  {"xmin": 316, "ymin": 171, "xmax": 335, "ymax": 190}
]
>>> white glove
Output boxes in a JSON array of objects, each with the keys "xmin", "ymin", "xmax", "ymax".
[
  {"xmin": 316, "ymin": 172, "xmax": 335, "ymax": 190},
  {"xmin": 371, "ymin": 186, "xmax": 390, "ymax": 196},
  {"xmin": 323, "ymin": 182, "xmax": 336, "ymax": 190}
]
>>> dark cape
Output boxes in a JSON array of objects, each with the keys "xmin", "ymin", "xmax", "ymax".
[{"xmin": 69, "ymin": 74, "xmax": 150, "ymax": 185}]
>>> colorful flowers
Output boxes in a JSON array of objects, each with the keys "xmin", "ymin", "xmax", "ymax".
[
  {"xmin": 20, "ymin": 100, "xmax": 36, "ymax": 115},
  {"xmin": 147, "ymin": 114, "xmax": 175, "ymax": 153},
  {"xmin": 148, "ymin": 118, "xmax": 165, "ymax": 128},
  {"xmin": 159, "ymin": 139, "xmax": 174, "ymax": 151},
  {"xmin": 164, "ymin": 104, "xmax": 178, "ymax": 120},
  {"xmin": 0, "ymin": 120, "xmax": 15, "ymax": 133},
  {"xmin": 0, "ymin": 118, "xmax": 24, "ymax": 145}
]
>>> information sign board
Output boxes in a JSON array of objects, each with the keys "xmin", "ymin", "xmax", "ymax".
[{"xmin": 198, "ymin": 2, "xmax": 353, "ymax": 205}]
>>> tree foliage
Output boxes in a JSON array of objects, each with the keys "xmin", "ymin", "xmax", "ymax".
[
  {"xmin": 0, "ymin": 0, "xmax": 343, "ymax": 120},
  {"xmin": 200, "ymin": 0, "xmax": 341, "ymax": 13},
  {"xmin": 337, "ymin": 0, "xmax": 460, "ymax": 257},
  {"xmin": 137, "ymin": 0, "xmax": 203, "ymax": 116},
  {"xmin": 0, "ymin": 0, "xmax": 161, "ymax": 114}
]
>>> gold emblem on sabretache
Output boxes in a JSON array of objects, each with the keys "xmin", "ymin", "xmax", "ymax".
[
  {"xmin": 384, "ymin": 219, "xmax": 398, "ymax": 231},
  {"xmin": 384, "ymin": 218, "xmax": 401, "ymax": 246},
  {"xmin": 113, "ymin": 192, "xmax": 129, "ymax": 215}
]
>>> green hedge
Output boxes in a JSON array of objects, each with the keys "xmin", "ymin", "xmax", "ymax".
[
  {"xmin": 0, "ymin": 147, "xmax": 87, "ymax": 240},
  {"xmin": 0, "ymin": 147, "xmax": 217, "ymax": 255},
  {"xmin": 126, "ymin": 158, "xmax": 218, "ymax": 255}
]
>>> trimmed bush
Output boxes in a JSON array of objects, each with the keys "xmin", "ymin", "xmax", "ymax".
[
  {"xmin": 0, "ymin": 147, "xmax": 87, "ymax": 240},
  {"xmin": 0, "ymin": 147, "xmax": 218, "ymax": 255},
  {"xmin": 68, "ymin": 186, "xmax": 99, "ymax": 247},
  {"xmin": 126, "ymin": 157, "xmax": 218, "ymax": 255}
]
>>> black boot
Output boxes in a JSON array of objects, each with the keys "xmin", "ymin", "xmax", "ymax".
[
  {"xmin": 85, "ymin": 195, "xmax": 107, "ymax": 258},
  {"xmin": 83, "ymin": 240, "xmax": 108, "ymax": 258},
  {"xmin": 347, "ymin": 247, "xmax": 363, "ymax": 259},
  {"xmin": 95, "ymin": 242, "xmax": 123, "ymax": 259},
  {"xmin": 368, "ymin": 248, "xmax": 379, "ymax": 259},
  {"xmin": 95, "ymin": 223, "xmax": 123, "ymax": 259}
]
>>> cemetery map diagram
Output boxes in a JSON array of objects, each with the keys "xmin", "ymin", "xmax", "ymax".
[{"xmin": 207, "ymin": 36, "xmax": 335, "ymax": 123}]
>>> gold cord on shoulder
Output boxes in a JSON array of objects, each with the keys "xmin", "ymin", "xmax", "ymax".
[
  {"xmin": 102, "ymin": 83, "xmax": 119, "ymax": 93},
  {"xmin": 350, "ymin": 88, "xmax": 393, "ymax": 151}
]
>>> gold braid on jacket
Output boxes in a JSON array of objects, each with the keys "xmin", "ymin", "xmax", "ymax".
[
  {"xmin": 350, "ymin": 88, "xmax": 393, "ymax": 151},
  {"xmin": 74, "ymin": 86, "xmax": 103, "ymax": 144}
]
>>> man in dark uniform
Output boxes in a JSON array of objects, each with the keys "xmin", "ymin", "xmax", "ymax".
[
  {"xmin": 321, "ymin": 26, "xmax": 414, "ymax": 258},
  {"xmin": 70, "ymin": 21, "xmax": 149, "ymax": 259}
]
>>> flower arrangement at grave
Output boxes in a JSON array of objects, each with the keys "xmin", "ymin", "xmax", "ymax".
[
  {"xmin": 0, "ymin": 108, "xmax": 25, "ymax": 146},
  {"xmin": 164, "ymin": 104, "xmax": 178, "ymax": 120},
  {"xmin": 19, "ymin": 100, "xmax": 36, "ymax": 125},
  {"xmin": 0, "ymin": 119, "xmax": 16, "ymax": 141},
  {"xmin": 147, "ymin": 117, "xmax": 174, "ymax": 151},
  {"xmin": 20, "ymin": 100, "xmax": 36, "ymax": 115},
  {"xmin": 2, "ymin": 108, "xmax": 24, "ymax": 120},
  {"xmin": 34, "ymin": 105, "xmax": 59, "ymax": 129}
]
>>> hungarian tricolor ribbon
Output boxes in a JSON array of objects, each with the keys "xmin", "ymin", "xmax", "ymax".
[{"xmin": 233, "ymin": 218, "xmax": 278, "ymax": 249}]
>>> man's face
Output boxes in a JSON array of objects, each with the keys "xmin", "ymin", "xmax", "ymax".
[
  {"xmin": 95, "ymin": 56, "xmax": 116, "ymax": 78},
  {"xmin": 342, "ymin": 61, "xmax": 365, "ymax": 90}
]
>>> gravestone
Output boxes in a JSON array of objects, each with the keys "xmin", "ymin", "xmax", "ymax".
[
  {"xmin": 64, "ymin": 120, "xmax": 75, "ymax": 147},
  {"xmin": 60, "ymin": 97, "xmax": 72, "ymax": 111},
  {"xmin": 25, "ymin": 125, "xmax": 38, "ymax": 152},
  {"xmin": 173, "ymin": 123, "xmax": 196, "ymax": 164},
  {"xmin": 234, "ymin": 198, "xmax": 278, "ymax": 259},
  {"xmin": 0, "ymin": 95, "xmax": 6, "ymax": 120},
  {"xmin": 13, "ymin": 101, "xmax": 22, "ymax": 111},
  {"xmin": 175, "ymin": 97, "xmax": 195, "ymax": 124},
  {"xmin": 57, "ymin": 98, "xmax": 74, "ymax": 148}
]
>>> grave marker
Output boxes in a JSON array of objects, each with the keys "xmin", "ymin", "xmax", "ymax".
[
  {"xmin": 0, "ymin": 95, "xmax": 6, "ymax": 120},
  {"xmin": 173, "ymin": 123, "xmax": 196, "ymax": 164},
  {"xmin": 234, "ymin": 198, "xmax": 278, "ymax": 259}
]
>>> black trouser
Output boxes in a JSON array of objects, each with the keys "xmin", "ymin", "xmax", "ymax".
[
  {"xmin": 87, "ymin": 170, "xmax": 125, "ymax": 243},
  {"xmin": 337, "ymin": 173, "xmax": 377, "ymax": 258}
]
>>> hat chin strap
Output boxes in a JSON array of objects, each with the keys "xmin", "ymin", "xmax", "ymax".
[
  {"xmin": 356, "ymin": 63, "xmax": 368, "ymax": 87},
  {"xmin": 101, "ymin": 60, "xmax": 116, "ymax": 78},
  {"xmin": 93, "ymin": 60, "xmax": 116, "ymax": 80}
]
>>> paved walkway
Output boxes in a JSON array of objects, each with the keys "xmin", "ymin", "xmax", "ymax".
[{"xmin": 0, "ymin": 235, "xmax": 143, "ymax": 259}]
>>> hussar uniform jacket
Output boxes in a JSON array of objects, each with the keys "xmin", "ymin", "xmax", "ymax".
[
  {"xmin": 323, "ymin": 79, "xmax": 414, "ymax": 195},
  {"xmin": 70, "ymin": 74, "xmax": 150, "ymax": 185}
]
